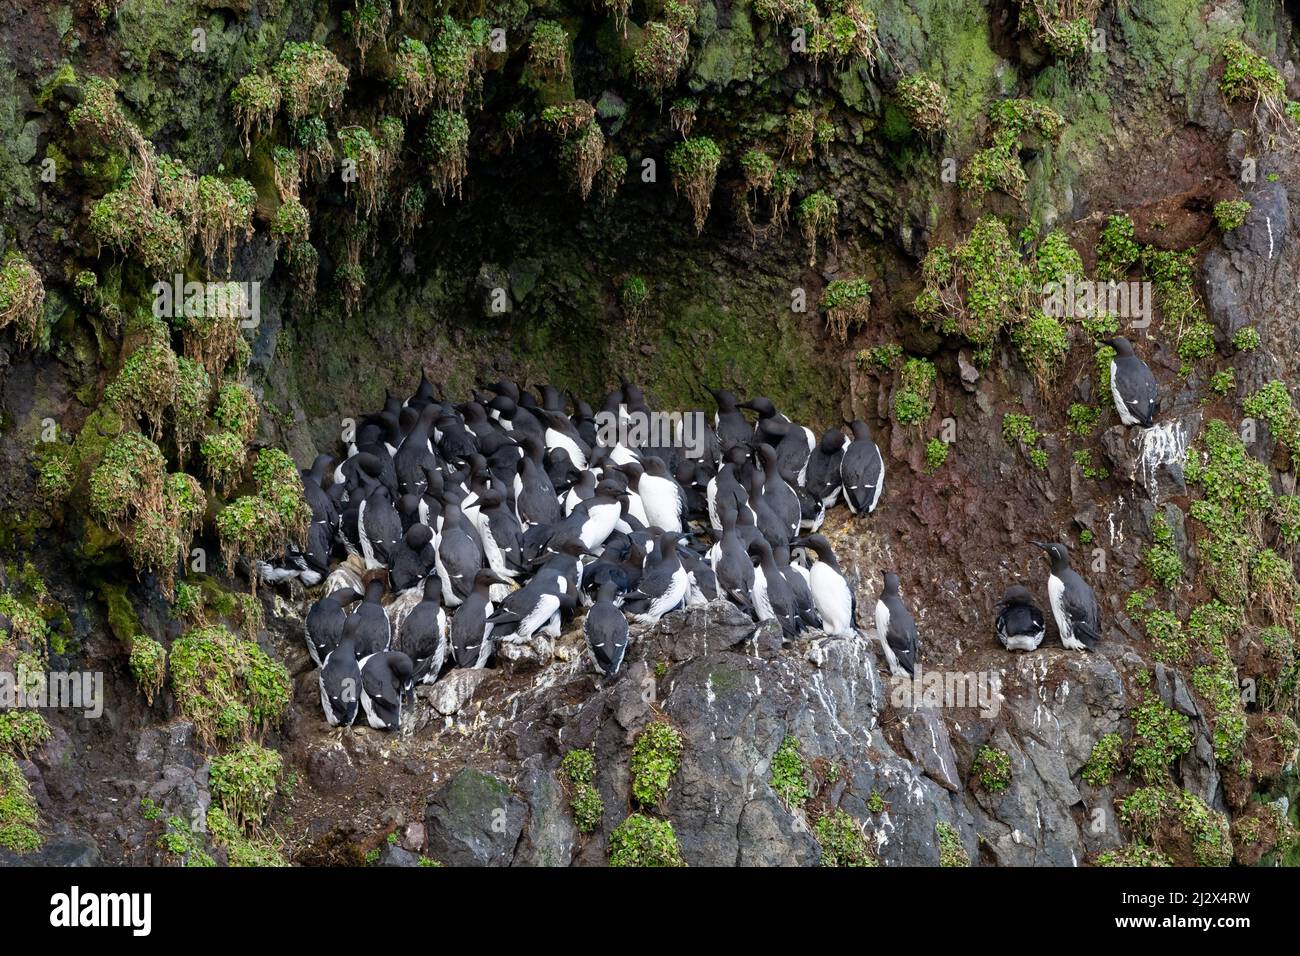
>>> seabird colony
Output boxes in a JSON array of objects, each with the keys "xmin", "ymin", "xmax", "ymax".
[{"xmin": 264, "ymin": 361, "xmax": 1158, "ymax": 730}]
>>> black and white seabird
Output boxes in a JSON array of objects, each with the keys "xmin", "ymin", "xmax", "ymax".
[
  {"xmin": 625, "ymin": 528, "xmax": 690, "ymax": 625},
  {"xmin": 584, "ymin": 580, "xmax": 630, "ymax": 678},
  {"xmin": 342, "ymin": 578, "xmax": 392, "ymax": 658},
  {"xmin": 710, "ymin": 388, "xmax": 754, "ymax": 453},
  {"xmin": 994, "ymin": 585, "xmax": 1046, "ymax": 652},
  {"xmin": 793, "ymin": 534, "xmax": 855, "ymax": 637},
  {"xmin": 319, "ymin": 635, "xmax": 361, "ymax": 727},
  {"xmin": 749, "ymin": 538, "xmax": 799, "ymax": 640},
  {"xmin": 358, "ymin": 479, "xmax": 403, "ymax": 570},
  {"xmin": 390, "ymin": 523, "xmax": 437, "ymax": 593},
  {"xmin": 449, "ymin": 569, "xmax": 509, "ymax": 668},
  {"xmin": 1034, "ymin": 541, "xmax": 1101, "ymax": 651},
  {"xmin": 874, "ymin": 572, "xmax": 919, "ymax": 677},
  {"xmin": 305, "ymin": 586, "xmax": 361, "ymax": 667},
  {"xmin": 841, "ymin": 420, "xmax": 884, "ymax": 515},
  {"xmin": 1106, "ymin": 336, "xmax": 1160, "ymax": 428},
  {"xmin": 805, "ymin": 428, "xmax": 846, "ymax": 507},
  {"xmin": 435, "ymin": 502, "xmax": 482, "ymax": 606},
  {"xmin": 395, "ymin": 576, "xmax": 448, "ymax": 683},
  {"xmin": 358, "ymin": 651, "xmax": 415, "ymax": 730}
]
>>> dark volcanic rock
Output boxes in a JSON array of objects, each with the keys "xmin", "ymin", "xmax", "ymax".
[{"xmin": 424, "ymin": 768, "xmax": 527, "ymax": 867}]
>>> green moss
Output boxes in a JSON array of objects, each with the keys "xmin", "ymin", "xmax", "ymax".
[
  {"xmin": 253, "ymin": 448, "xmax": 310, "ymax": 536},
  {"xmin": 866, "ymin": 790, "xmax": 886, "ymax": 814},
  {"xmin": 88, "ymin": 430, "xmax": 166, "ymax": 533},
  {"xmin": 425, "ymin": 110, "xmax": 470, "ymax": 200},
  {"xmin": 916, "ymin": 217, "xmax": 1031, "ymax": 348},
  {"xmin": 199, "ymin": 430, "xmax": 247, "ymax": 494},
  {"xmin": 426, "ymin": 17, "xmax": 486, "ymax": 111},
  {"xmin": 157, "ymin": 814, "xmax": 213, "ymax": 867},
  {"xmin": 971, "ymin": 744, "xmax": 1011, "ymax": 793},
  {"xmin": 797, "ymin": 190, "xmax": 838, "ymax": 266},
  {"xmin": 1019, "ymin": 1, "xmax": 1096, "ymax": 60},
  {"xmin": 105, "ymin": 339, "xmax": 179, "ymax": 438},
  {"xmin": 1208, "ymin": 368, "xmax": 1235, "ymax": 397},
  {"xmin": 529, "ymin": 20, "xmax": 570, "ymax": 80},
  {"xmin": 608, "ymin": 813, "xmax": 686, "ymax": 867},
  {"xmin": 88, "ymin": 186, "xmax": 187, "ymax": 275},
  {"xmin": 1221, "ymin": 38, "xmax": 1285, "ymax": 103},
  {"xmin": 936, "ymin": 820, "xmax": 969, "ymax": 867},
  {"xmin": 814, "ymin": 809, "xmax": 876, "ymax": 866},
  {"xmin": 859, "ymin": 343, "xmax": 903, "ymax": 371},
  {"xmin": 1067, "ymin": 403, "xmax": 1101, "ymax": 436},
  {"xmin": 629, "ymin": 720, "xmax": 684, "ymax": 808},
  {"xmin": 560, "ymin": 748, "xmax": 604, "ymax": 834},
  {"xmin": 1145, "ymin": 514, "xmax": 1183, "ymax": 590},
  {"xmin": 1096, "ymin": 214, "xmax": 1140, "ymax": 280},
  {"xmin": 1185, "ymin": 419, "xmax": 1276, "ymax": 606},
  {"xmin": 632, "ymin": 21, "xmax": 691, "ymax": 95},
  {"xmin": 36, "ymin": 444, "xmax": 75, "ymax": 504},
  {"xmin": 343, "ymin": 0, "xmax": 392, "ymax": 58},
  {"xmin": 230, "ymin": 73, "xmax": 280, "ymax": 156},
  {"xmin": 1012, "ymin": 312, "xmax": 1069, "ymax": 393},
  {"xmin": 961, "ymin": 99, "xmax": 1063, "ymax": 201},
  {"xmin": 0, "ymin": 753, "xmax": 42, "ymax": 853},
  {"xmin": 1082, "ymin": 732, "xmax": 1124, "ymax": 787}
]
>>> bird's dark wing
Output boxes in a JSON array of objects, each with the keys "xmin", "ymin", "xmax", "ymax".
[{"xmin": 1064, "ymin": 587, "xmax": 1101, "ymax": 646}]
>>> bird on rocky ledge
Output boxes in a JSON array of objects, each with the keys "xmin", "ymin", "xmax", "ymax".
[
  {"xmin": 1033, "ymin": 541, "xmax": 1100, "ymax": 652},
  {"xmin": 874, "ymin": 572, "xmax": 919, "ymax": 677},
  {"xmin": 994, "ymin": 585, "xmax": 1046, "ymax": 652},
  {"xmin": 1105, "ymin": 336, "xmax": 1160, "ymax": 428}
]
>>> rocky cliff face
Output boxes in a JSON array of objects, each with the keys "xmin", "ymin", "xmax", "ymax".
[{"xmin": 1, "ymin": 0, "xmax": 1299, "ymax": 867}]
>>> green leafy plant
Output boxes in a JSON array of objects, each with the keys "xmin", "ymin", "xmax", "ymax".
[
  {"xmin": 668, "ymin": 137, "xmax": 722, "ymax": 234},
  {"xmin": 608, "ymin": 813, "xmax": 686, "ymax": 866},
  {"xmin": 971, "ymin": 744, "xmax": 1011, "ymax": 793},
  {"xmin": 814, "ymin": 809, "xmax": 876, "ymax": 866},
  {"xmin": 1082, "ymin": 733, "xmax": 1124, "ymax": 787},
  {"xmin": 630, "ymin": 720, "xmax": 684, "ymax": 808}
]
